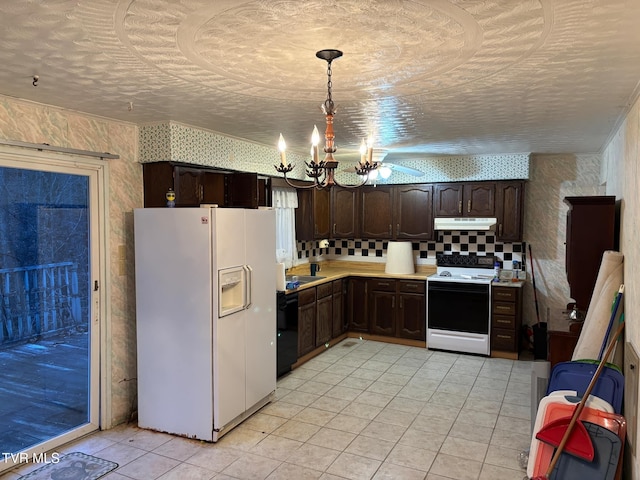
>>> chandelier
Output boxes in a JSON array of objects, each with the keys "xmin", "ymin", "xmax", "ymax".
[{"xmin": 275, "ymin": 49, "xmax": 379, "ymax": 189}]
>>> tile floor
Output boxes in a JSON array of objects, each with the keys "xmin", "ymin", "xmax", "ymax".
[{"xmin": 1, "ymin": 339, "xmax": 533, "ymax": 480}]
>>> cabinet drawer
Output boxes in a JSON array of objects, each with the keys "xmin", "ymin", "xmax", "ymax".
[
  {"xmin": 298, "ymin": 287, "xmax": 316, "ymax": 306},
  {"xmin": 492, "ymin": 287, "xmax": 517, "ymax": 302},
  {"xmin": 398, "ymin": 280, "xmax": 425, "ymax": 294},
  {"xmin": 493, "ymin": 302, "xmax": 516, "ymax": 316},
  {"xmin": 332, "ymin": 279, "xmax": 343, "ymax": 294},
  {"xmin": 369, "ymin": 279, "xmax": 396, "ymax": 291},
  {"xmin": 491, "ymin": 328, "xmax": 517, "ymax": 351},
  {"xmin": 492, "ymin": 314, "xmax": 516, "ymax": 330},
  {"xmin": 317, "ymin": 282, "xmax": 333, "ymax": 299}
]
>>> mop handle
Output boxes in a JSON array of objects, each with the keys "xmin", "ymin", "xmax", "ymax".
[
  {"xmin": 544, "ymin": 320, "xmax": 626, "ymax": 478},
  {"xmin": 598, "ymin": 284, "xmax": 625, "ymax": 361}
]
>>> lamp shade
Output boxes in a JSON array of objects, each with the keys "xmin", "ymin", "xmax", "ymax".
[{"xmin": 385, "ymin": 242, "xmax": 415, "ymax": 274}]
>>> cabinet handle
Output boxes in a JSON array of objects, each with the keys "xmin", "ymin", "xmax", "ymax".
[
  {"xmin": 496, "ymin": 305, "xmax": 511, "ymax": 311},
  {"xmin": 499, "ymin": 224, "xmax": 503, "ymax": 236},
  {"xmin": 497, "ymin": 334, "xmax": 511, "ymax": 340},
  {"xmin": 458, "ymin": 201, "xmax": 462, "ymax": 214},
  {"xmin": 496, "ymin": 319, "xmax": 511, "ymax": 324},
  {"xmin": 397, "ymin": 223, "xmax": 400, "ymax": 234},
  {"xmin": 333, "ymin": 223, "xmax": 336, "ymax": 235},
  {"xmin": 377, "ymin": 282, "xmax": 390, "ymax": 286},
  {"xmin": 200, "ymin": 184, "xmax": 204, "ymax": 201},
  {"xmin": 467, "ymin": 200, "xmax": 471, "ymax": 213},
  {"xmin": 388, "ymin": 224, "xmax": 392, "ymax": 235}
]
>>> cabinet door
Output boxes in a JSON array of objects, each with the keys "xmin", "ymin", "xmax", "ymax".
[
  {"xmin": 332, "ymin": 280, "xmax": 345, "ymax": 337},
  {"xmin": 369, "ymin": 290, "xmax": 396, "ymax": 336},
  {"xmin": 314, "ymin": 188, "xmax": 331, "ymax": 239},
  {"xmin": 464, "ymin": 183, "xmax": 495, "ymax": 216},
  {"xmin": 143, "ymin": 162, "xmax": 175, "ymax": 207},
  {"xmin": 395, "ymin": 184, "xmax": 433, "ymax": 240},
  {"xmin": 397, "ymin": 280, "xmax": 426, "ymax": 340},
  {"xmin": 226, "ymin": 172, "xmax": 258, "ymax": 208},
  {"xmin": 361, "ymin": 186, "xmax": 393, "ymax": 238},
  {"xmin": 316, "ymin": 294, "xmax": 333, "ymax": 346},
  {"xmin": 174, "ymin": 166, "xmax": 204, "ymax": 206},
  {"xmin": 201, "ymin": 171, "xmax": 226, "ymax": 206},
  {"xmin": 397, "ymin": 292, "xmax": 426, "ymax": 340},
  {"xmin": 298, "ymin": 288, "xmax": 316, "ymax": 357},
  {"xmin": 331, "ymin": 187, "xmax": 359, "ymax": 238},
  {"xmin": 495, "ymin": 181, "xmax": 524, "ymax": 241},
  {"xmin": 433, "ymin": 184, "xmax": 463, "ymax": 216},
  {"xmin": 295, "ymin": 189, "xmax": 314, "ymax": 241},
  {"xmin": 347, "ymin": 278, "xmax": 369, "ymax": 333}
]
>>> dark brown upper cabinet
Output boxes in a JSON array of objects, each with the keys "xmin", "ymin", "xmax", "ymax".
[
  {"xmin": 295, "ymin": 188, "xmax": 330, "ymax": 240},
  {"xmin": 433, "ymin": 182, "xmax": 495, "ymax": 217},
  {"xmin": 360, "ymin": 186, "xmax": 394, "ymax": 239},
  {"xmin": 331, "ymin": 187, "xmax": 359, "ymax": 238},
  {"xmin": 394, "ymin": 184, "xmax": 433, "ymax": 240},
  {"xmin": 495, "ymin": 181, "xmax": 525, "ymax": 241}
]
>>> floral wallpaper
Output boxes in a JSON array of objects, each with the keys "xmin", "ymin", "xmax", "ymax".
[{"xmin": 140, "ymin": 121, "xmax": 530, "ymax": 183}]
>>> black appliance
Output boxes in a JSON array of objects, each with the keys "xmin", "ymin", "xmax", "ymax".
[{"xmin": 276, "ymin": 291, "xmax": 298, "ymax": 377}]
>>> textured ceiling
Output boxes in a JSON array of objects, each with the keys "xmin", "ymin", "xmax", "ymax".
[{"xmin": 1, "ymin": 0, "xmax": 640, "ymax": 161}]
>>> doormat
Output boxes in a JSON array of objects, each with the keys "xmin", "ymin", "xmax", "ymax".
[{"xmin": 19, "ymin": 452, "xmax": 118, "ymax": 480}]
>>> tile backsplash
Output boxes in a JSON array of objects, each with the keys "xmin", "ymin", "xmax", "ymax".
[{"xmin": 298, "ymin": 231, "xmax": 525, "ymax": 269}]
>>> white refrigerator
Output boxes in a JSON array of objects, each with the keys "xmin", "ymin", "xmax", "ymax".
[{"xmin": 134, "ymin": 207, "xmax": 276, "ymax": 442}]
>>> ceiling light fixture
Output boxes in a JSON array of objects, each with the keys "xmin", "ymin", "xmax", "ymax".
[{"xmin": 275, "ymin": 49, "xmax": 379, "ymax": 189}]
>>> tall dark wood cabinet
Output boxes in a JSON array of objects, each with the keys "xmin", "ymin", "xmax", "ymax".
[{"xmin": 564, "ymin": 196, "xmax": 616, "ymax": 312}]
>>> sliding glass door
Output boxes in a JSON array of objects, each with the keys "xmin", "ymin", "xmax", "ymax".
[{"xmin": 0, "ymin": 150, "xmax": 102, "ymax": 467}]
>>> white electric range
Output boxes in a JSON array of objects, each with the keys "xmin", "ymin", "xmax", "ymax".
[{"xmin": 426, "ymin": 254, "xmax": 495, "ymax": 355}]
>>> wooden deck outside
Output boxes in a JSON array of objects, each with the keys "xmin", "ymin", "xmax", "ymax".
[{"xmin": 0, "ymin": 330, "xmax": 88, "ymax": 454}]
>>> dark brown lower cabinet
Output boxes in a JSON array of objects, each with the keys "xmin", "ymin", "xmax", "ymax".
[
  {"xmin": 491, "ymin": 286, "xmax": 522, "ymax": 355},
  {"xmin": 397, "ymin": 280, "xmax": 426, "ymax": 340},
  {"xmin": 315, "ymin": 283, "xmax": 333, "ymax": 347},
  {"xmin": 298, "ymin": 288, "xmax": 316, "ymax": 357},
  {"xmin": 369, "ymin": 279, "xmax": 396, "ymax": 336},
  {"xmin": 332, "ymin": 279, "xmax": 346, "ymax": 337},
  {"xmin": 347, "ymin": 278, "xmax": 369, "ymax": 333},
  {"xmin": 367, "ymin": 278, "xmax": 426, "ymax": 340}
]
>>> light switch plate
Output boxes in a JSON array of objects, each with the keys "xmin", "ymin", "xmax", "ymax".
[{"xmin": 624, "ymin": 341, "xmax": 639, "ymax": 450}]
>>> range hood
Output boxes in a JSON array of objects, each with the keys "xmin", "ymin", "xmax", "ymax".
[{"xmin": 434, "ymin": 217, "xmax": 497, "ymax": 231}]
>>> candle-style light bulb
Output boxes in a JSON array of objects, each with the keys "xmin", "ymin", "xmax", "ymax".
[
  {"xmin": 311, "ymin": 125, "xmax": 320, "ymax": 164},
  {"xmin": 359, "ymin": 139, "xmax": 367, "ymax": 166},
  {"xmin": 278, "ymin": 134, "xmax": 287, "ymax": 166},
  {"xmin": 366, "ymin": 135, "xmax": 374, "ymax": 165}
]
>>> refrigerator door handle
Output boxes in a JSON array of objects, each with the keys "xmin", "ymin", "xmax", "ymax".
[{"xmin": 244, "ymin": 265, "xmax": 252, "ymax": 309}]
